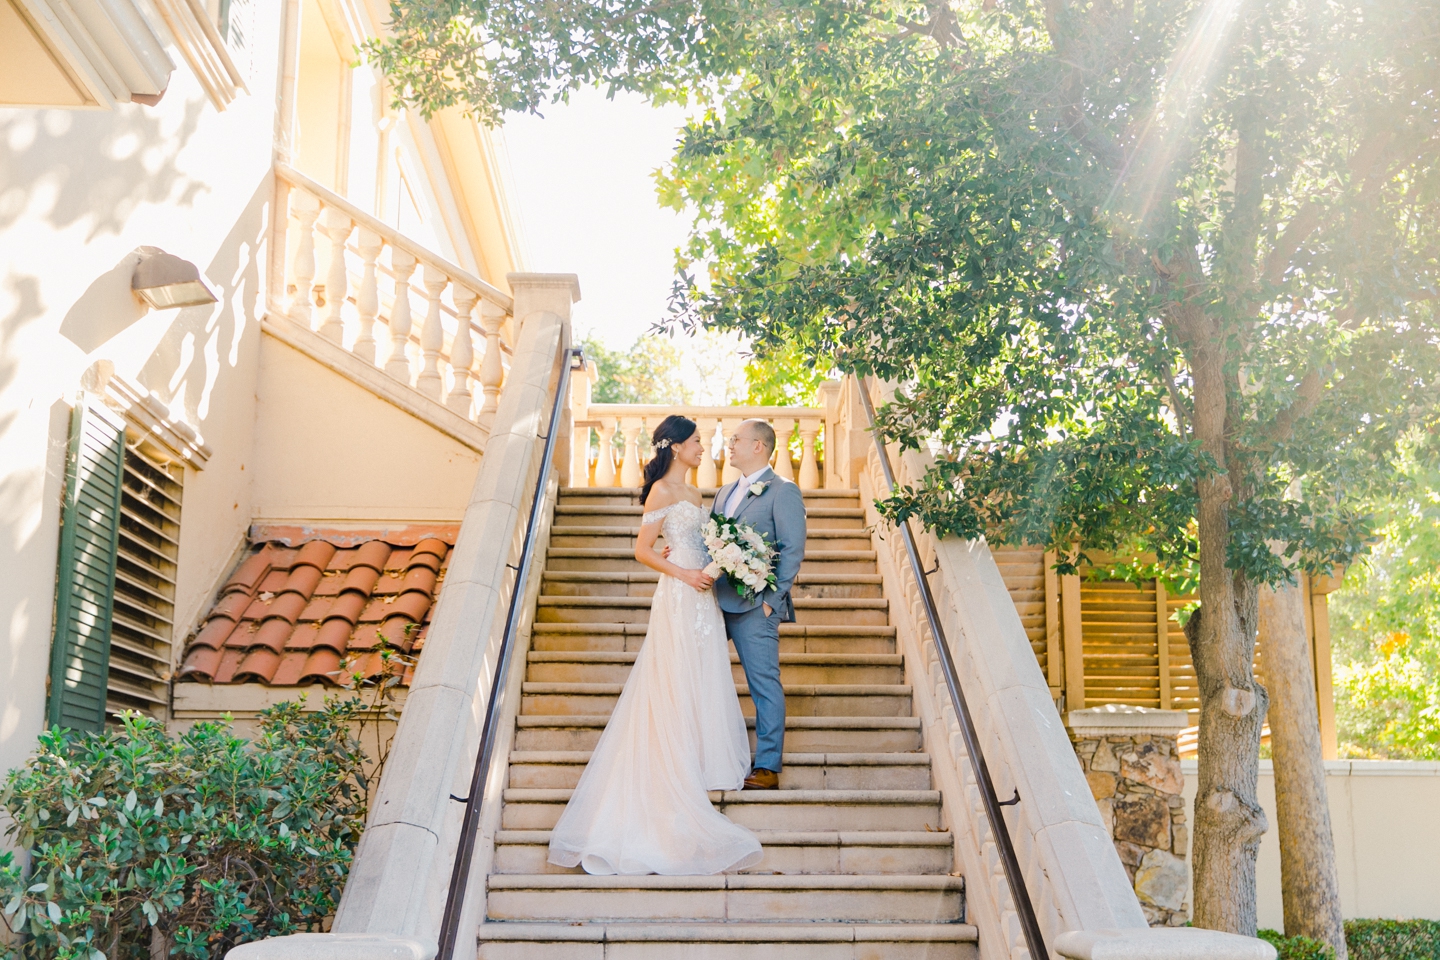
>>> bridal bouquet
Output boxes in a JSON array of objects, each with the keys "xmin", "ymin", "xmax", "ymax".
[{"xmin": 702, "ymin": 516, "xmax": 777, "ymax": 600}]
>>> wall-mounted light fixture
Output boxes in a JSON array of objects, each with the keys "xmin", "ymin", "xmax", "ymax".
[{"xmin": 131, "ymin": 246, "xmax": 218, "ymax": 309}]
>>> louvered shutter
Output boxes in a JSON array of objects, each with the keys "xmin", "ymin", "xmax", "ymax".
[{"xmin": 47, "ymin": 400, "xmax": 127, "ymax": 732}]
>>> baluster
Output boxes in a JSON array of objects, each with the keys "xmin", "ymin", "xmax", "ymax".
[
  {"xmin": 385, "ymin": 249, "xmax": 417, "ymax": 383},
  {"xmin": 477, "ymin": 299, "xmax": 507, "ymax": 422},
  {"xmin": 318, "ymin": 206, "xmax": 352, "ymax": 343},
  {"xmin": 771, "ymin": 417, "xmax": 796, "ymax": 481},
  {"xmin": 799, "ymin": 418, "xmax": 822, "ymax": 490},
  {"xmin": 416, "ymin": 265, "xmax": 446, "ymax": 400},
  {"xmin": 353, "ymin": 229, "xmax": 382, "ymax": 363},
  {"xmin": 720, "ymin": 417, "xmax": 742, "ymax": 484},
  {"xmin": 288, "ymin": 191, "xmax": 321, "ymax": 323},
  {"xmin": 448, "ymin": 286, "xmax": 478, "ymax": 416},
  {"xmin": 572, "ymin": 424, "xmax": 593, "ymax": 486},
  {"xmin": 696, "ymin": 416, "xmax": 719, "ymax": 488},
  {"xmin": 596, "ymin": 418, "xmax": 618, "ymax": 486},
  {"xmin": 619, "ymin": 417, "xmax": 644, "ymax": 488}
]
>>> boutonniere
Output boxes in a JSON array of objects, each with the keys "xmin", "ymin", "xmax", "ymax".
[{"xmin": 748, "ymin": 481, "xmax": 769, "ymax": 497}]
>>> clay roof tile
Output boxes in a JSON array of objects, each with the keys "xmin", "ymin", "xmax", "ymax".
[
  {"xmin": 212, "ymin": 591, "xmax": 254, "ymax": 622},
  {"xmin": 353, "ymin": 540, "xmax": 393, "ymax": 571},
  {"xmin": 225, "ymin": 547, "xmax": 274, "ymax": 592},
  {"xmin": 179, "ymin": 645, "xmax": 224, "ymax": 680},
  {"xmin": 234, "ymin": 647, "xmax": 281, "ymax": 683},
  {"xmin": 263, "ymin": 591, "xmax": 309, "ymax": 626},
  {"xmin": 387, "ymin": 591, "xmax": 433, "ymax": 623},
  {"xmin": 283, "ymin": 563, "xmax": 325, "ymax": 599},
  {"xmin": 285, "ymin": 622, "xmax": 320, "ymax": 651},
  {"xmin": 213, "ymin": 648, "xmax": 245, "ymax": 684},
  {"xmin": 342, "ymin": 564, "xmax": 382, "ymax": 596},
  {"xmin": 294, "ymin": 541, "xmax": 338, "ymax": 570},
  {"xmin": 314, "ymin": 618, "xmax": 355, "ymax": 654},
  {"xmin": 254, "ymin": 618, "xmax": 295, "ymax": 655},
  {"xmin": 298, "ymin": 648, "xmax": 343, "ymax": 685},
  {"xmin": 323, "ymin": 591, "xmax": 368, "ymax": 626},
  {"xmin": 400, "ymin": 566, "xmax": 438, "ymax": 596},
  {"xmin": 270, "ymin": 651, "xmax": 310, "ymax": 686},
  {"xmin": 192, "ymin": 616, "xmax": 239, "ymax": 651}
]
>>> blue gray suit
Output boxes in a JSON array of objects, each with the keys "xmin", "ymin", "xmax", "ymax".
[{"xmin": 713, "ymin": 468, "xmax": 807, "ymax": 773}]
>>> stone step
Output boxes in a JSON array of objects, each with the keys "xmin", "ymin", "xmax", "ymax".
[
  {"xmin": 529, "ymin": 623, "xmax": 898, "ymax": 655},
  {"xmin": 506, "ymin": 751, "xmax": 932, "ymax": 791},
  {"xmin": 520, "ymin": 683, "xmax": 912, "ymax": 719},
  {"xmin": 535, "ymin": 596, "xmax": 890, "ymax": 627},
  {"xmin": 555, "ymin": 504, "xmax": 868, "ymax": 530},
  {"xmin": 513, "ymin": 715, "xmax": 925, "ymax": 753},
  {"xmin": 477, "ymin": 922, "xmax": 978, "ymax": 960},
  {"xmin": 549, "ymin": 526, "xmax": 874, "ymax": 551},
  {"xmin": 484, "ymin": 873, "xmax": 963, "ymax": 924},
  {"xmin": 500, "ymin": 789, "xmax": 944, "ymax": 833},
  {"xmin": 490, "ymin": 829, "xmax": 955, "ymax": 876},
  {"xmin": 540, "ymin": 571, "xmax": 885, "ymax": 600},
  {"xmin": 525, "ymin": 651, "xmax": 905, "ymax": 685},
  {"xmin": 545, "ymin": 548, "xmax": 879, "ymax": 575},
  {"xmin": 559, "ymin": 487, "xmax": 862, "ymax": 507}
]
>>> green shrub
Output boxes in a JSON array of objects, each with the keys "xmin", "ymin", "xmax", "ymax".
[
  {"xmin": 1260, "ymin": 929, "xmax": 1336, "ymax": 960},
  {"xmin": 0, "ymin": 701, "xmax": 369, "ymax": 960},
  {"xmin": 1346, "ymin": 919, "xmax": 1440, "ymax": 960}
]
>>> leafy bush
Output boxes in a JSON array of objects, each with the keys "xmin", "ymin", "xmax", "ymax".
[
  {"xmin": 0, "ymin": 701, "xmax": 369, "ymax": 960},
  {"xmin": 1260, "ymin": 929, "xmax": 1335, "ymax": 960},
  {"xmin": 1260, "ymin": 921, "xmax": 1440, "ymax": 960},
  {"xmin": 1346, "ymin": 919, "xmax": 1440, "ymax": 960}
]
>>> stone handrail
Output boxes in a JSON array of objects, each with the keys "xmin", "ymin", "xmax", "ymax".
[
  {"xmin": 849, "ymin": 376, "xmax": 1275, "ymax": 960},
  {"xmin": 568, "ymin": 370, "xmax": 843, "ymax": 489},
  {"xmin": 228, "ymin": 275, "xmax": 580, "ymax": 960},
  {"xmin": 273, "ymin": 164, "xmax": 514, "ymax": 428}
]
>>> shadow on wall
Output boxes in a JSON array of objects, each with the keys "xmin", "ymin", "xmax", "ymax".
[
  {"xmin": 0, "ymin": 98, "xmax": 208, "ymax": 240},
  {"xmin": 0, "ymin": 273, "xmax": 70, "ymax": 768},
  {"xmin": 59, "ymin": 254, "xmax": 150, "ymax": 354},
  {"xmin": 137, "ymin": 172, "xmax": 271, "ymax": 424}
]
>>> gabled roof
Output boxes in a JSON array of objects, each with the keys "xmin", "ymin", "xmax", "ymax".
[{"xmin": 179, "ymin": 526, "xmax": 457, "ymax": 687}]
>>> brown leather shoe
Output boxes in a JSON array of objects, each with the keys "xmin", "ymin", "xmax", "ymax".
[{"xmin": 743, "ymin": 768, "xmax": 779, "ymax": 790}]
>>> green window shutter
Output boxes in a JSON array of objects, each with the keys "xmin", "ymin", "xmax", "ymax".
[{"xmin": 47, "ymin": 400, "xmax": 127, "ymax": 732}]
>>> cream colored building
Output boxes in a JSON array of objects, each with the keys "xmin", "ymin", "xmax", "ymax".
[{"xmin": 1, "ymin": 0, "xmax": 525, "ymax": 777}]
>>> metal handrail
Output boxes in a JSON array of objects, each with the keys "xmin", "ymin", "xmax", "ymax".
[
  {"xmin": 858, "ymin": 378, "xmax": 1048, "ymax": 960},
  {"xmin": 436, "ymin": 344, "xmax": 582, "ymax": 960}
]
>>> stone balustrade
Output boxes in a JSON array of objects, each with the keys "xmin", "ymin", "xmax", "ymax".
[
  {"xmin": 568, "ymin": 380, "xmax": 833, "ymax": 491},
  {"xmin": 274, "ymin": 164, "xmax": 515, "ymax": 428}
]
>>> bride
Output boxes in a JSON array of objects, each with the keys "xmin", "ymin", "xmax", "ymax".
[{"xmin": 546, "ymin": 414, "xmax": 763, "ymax": 875}]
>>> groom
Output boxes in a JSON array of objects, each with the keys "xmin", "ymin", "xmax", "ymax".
[{"xmin": 713, "ymin": 419, "xmax": 807, "ymax": 790}]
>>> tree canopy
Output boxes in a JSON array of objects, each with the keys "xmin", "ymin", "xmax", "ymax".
[{"xmin": 369, "ymin": 0, "xmax": 1440, "ymax": 936}]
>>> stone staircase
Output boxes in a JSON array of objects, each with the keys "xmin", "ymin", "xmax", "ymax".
[{"xmin": 476, "ymin": 486, "xmax": 979, "ymax": 959}]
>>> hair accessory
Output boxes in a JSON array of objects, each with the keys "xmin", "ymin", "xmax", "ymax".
[{"xmin": 654, "ymin": 438, "xmax": 672, "ymax": 450}]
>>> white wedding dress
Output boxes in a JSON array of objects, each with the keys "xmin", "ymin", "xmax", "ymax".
[{"xmin": 546, "ymin": 499, "xmax": 763, "ymax": 875}]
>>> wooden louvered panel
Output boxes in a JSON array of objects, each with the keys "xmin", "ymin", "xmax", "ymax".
[
  {"xmin": 48, "ymin": 402, "xmax": 126, "ymax": 732},
  {"xmin": 1081, "ymin": 580, "xmax": 1161, "ymax": 707},
  {"xmin": 993, "ymin": 547, "xmax": 1048, "ymax": 680},
  {"xmin": 109, "ymin": 442, "xmax": 182, "ymax": 719}
]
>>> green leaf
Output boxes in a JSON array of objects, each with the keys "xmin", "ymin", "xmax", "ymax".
[
  {"xmin": 125, "ymin": 790, "xmax": 137, "ymax": 813},
  {"xmin": 47, "ymin": 900, "xmax": 62, "ymax": 923}
]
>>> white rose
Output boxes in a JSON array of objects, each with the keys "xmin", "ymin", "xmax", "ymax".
[{"xmin": 704, "ymin": 562, "xmax": 722, "ymax": 578}]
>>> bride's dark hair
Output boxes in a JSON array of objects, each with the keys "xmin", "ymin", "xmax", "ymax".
[{"xmin": 640, "ymin": 415, "xmax": 699, "ymax": 505}]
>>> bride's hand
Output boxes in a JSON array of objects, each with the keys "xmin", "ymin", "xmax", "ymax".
[{"xmin": 677, "ymin": 567, "xmax": 715, "ymax": 591}]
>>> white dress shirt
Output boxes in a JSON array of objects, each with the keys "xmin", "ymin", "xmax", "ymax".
[{"xmin": 724, "ymin": 468, "xmax": 770, "ymax": 517}]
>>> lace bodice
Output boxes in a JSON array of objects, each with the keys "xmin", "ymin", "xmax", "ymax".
[{"xmin": 641, "ymin": 500, "xmax": 710, "ymax": 570}]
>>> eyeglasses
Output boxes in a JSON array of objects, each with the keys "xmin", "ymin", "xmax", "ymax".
[{"xmin": 728, "ymin": 434, "xmax": 761, "ymax": 447}]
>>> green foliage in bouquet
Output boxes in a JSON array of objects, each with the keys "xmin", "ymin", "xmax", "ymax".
[{"xmin": 0, "ymin": 701, "xmax": 369, "ymax": 960}]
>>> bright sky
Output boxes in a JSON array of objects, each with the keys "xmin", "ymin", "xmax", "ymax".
[{"xmin": 500, "ymin": 87, "xmax": 694, "ymax": 348}]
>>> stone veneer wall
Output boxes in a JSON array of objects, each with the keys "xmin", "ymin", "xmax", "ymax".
[{"xmin": 1067, "ymin": 706, "xmax": 1191, "ymax": 926}]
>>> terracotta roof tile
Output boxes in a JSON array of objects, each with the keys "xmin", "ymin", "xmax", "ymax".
[
  {"xmin": 178, "ymin": 526, "xmax": 457, "ymax": 687},
  {"xmin": 283, "ymin": 563, "xmax": 325, "ymax": 598}
]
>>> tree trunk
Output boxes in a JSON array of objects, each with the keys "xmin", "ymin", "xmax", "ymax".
[
  {"xmin": 1260, "ymin": 566, "xmax": 1347, "ymax": 959},
  {"xmin": 1186, "ymin": 339, "xmax": 1270, "ymax": 934}
]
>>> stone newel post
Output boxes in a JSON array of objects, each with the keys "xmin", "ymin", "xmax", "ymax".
[{"xmin": 1067, "ymin": 705, "xmax": 1191, "ymax": 927}]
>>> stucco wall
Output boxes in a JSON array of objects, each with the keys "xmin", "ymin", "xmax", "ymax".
[
  {"xmin": 0, "ymin": 5, "xmax": 285, "ymax": 777},
  {"xmin": 1182, "ymin": 759, "xmax": 1440, "ymax": 928},
  {"xmin": 249, "ymin": 337, "xmax": 483, "ymax": 524}
]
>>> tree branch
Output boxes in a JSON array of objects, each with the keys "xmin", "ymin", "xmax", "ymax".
[{"xmin": 1261, "ymin": 368, "xmax": 1325, "ymax": 443}]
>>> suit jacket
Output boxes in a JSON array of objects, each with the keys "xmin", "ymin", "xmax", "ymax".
[{"xmin": 711, "ymin": 467, "xmax": 807, "ymax": 620}]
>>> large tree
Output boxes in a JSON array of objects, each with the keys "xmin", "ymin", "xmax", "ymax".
[{"xmin": 370, "ymin": 0, "xmax": 1440, "ymax": 938}]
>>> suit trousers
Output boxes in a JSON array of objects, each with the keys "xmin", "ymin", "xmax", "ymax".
[{"xmin": 725, "ymin": 603, "xmax": 785, "ymax": 772}]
